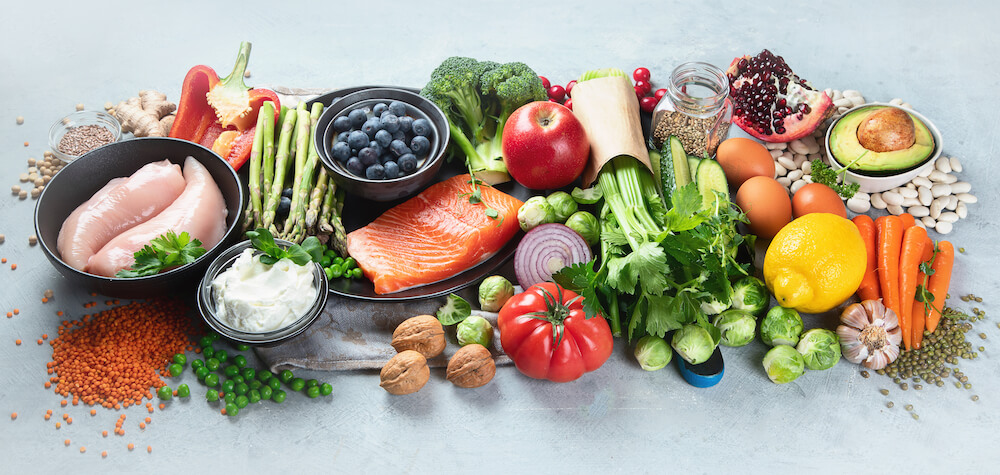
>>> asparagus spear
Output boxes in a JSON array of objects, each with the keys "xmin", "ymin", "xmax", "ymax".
[
  {"xmin": 328, "ymin": 187, "xmax": 349, "ymax": 256},
  {"xmin": 318, "ymin": 181, "xmax": 335, "ymax": 234},
  {"xmin": 305, "ymin": 168, "xmax": 328, "ymax": 229},
  {"xmin": 260, "ymin": 104, "xmax": 280, "ymax": 221},
  {"xmin": 284, "ymin": 102, "xmax": 325, "ymax": 242},
  {"xmin": 287, "ymin": 102, "xmax": 307, "ymax": 175},
  {"xmin": 276, "ymin": 108, "xmax": 311, "ymax": 237},
  {"xmin": 243, "ymin": 101, "xmax": 275, "ymax": 231},
  {"xmin": 261, "ymin": 108, "xmax": 298, "ymax": 231}
]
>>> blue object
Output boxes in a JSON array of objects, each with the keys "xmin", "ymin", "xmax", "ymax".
[{"xmin": 675, "ymin": 346, "xmax": 724, "ymax": 388}]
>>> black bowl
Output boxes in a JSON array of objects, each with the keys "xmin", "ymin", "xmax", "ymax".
[
  {"xmin": 314, "ymin": 87, "xmax": 450, "ymax": 202},
  {"xmin": 34, "ymin": 137, "xmax": 245, "ymax": 298}
]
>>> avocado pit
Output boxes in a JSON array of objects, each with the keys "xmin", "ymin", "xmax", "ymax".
[{"xmin": 857, "ymin": 107, "xmax": 916, "ymax": 152}]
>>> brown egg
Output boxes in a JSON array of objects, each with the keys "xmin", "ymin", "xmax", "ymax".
[
  {"xmin": 735, "ymin": 176, "xmax": 792, "ymax": 240},
  {"xmin": 792, "ymin": 183, "xmax": 847, "ymax": 218},
  {"xmin": 716, "ymin": 138, "xmax": 775, "ymax": 190}
]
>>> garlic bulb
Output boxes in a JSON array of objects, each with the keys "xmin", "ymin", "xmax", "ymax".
[{"xmin": 837, "ymin": 300, "xmax": 902, "ymax": 370}]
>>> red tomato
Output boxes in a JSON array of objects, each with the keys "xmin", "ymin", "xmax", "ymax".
[
  {"xmin": 548, "ymin": 85, "xmax": 566, "ymax": 102},
  {"xmin": 497, "ymin": 283, "xmax": 613, "ymax": 382},
  {"xmin": 635, "ymin": 80, "xmax": 652, "ymax": 95},
  {"xmin": 538, "ymin": 76, "xmax": 551, "ymax": 90},
  {"xmin": 633, "ymin": 67, "xmax": 651, "ymax": 83}
]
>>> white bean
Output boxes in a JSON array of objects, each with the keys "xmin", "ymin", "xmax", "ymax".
[
  {"xmin": 908, "ymin": 205, "xmax": 930, "ymax": 218},
  {"xmin": 929, "ymin": 170, "xmax": 957, "ymax": 184},
  {"xmin": 801, "ymin": 136, "xmax": 821, "ymax": 155},
  {"xmin": 837, "ymin": 106, "xmax": 851, "ymax": 116},
  {"xmin": 950, "ymin": 157, "xmax": 963, "ymax": 172},
  {"xmin": 935, "ymin": 221, "xmax": 953, "ymax": 235},
  {"xmin": 912, "ymin": 176, "xmax": 933, "ymax": 189},
  {"xmin": 914, "ymin": 220, "xmax": 926, "ymax": 230},
  {"xmin": 938, "ymin": 212, "xmax": 959, "ymax": 223},
  {"xmin": 881, "ymin": 191, "xmax": 904, "ymax": 206},
  {"xmin": 778, "ymin": 156, "xmax": 796, "ymax": 171},
  {"xmin": 834, "ymin": 98, "xmax": 855, "ymax": 108},
  {"xmin": 848, "ymin": 96, "xmax": 866, "ymax": 107},
  {"xmin": 765, "ymin": 142, "xmax": 787, "ymax": 150},
  {"xmin": 769, "ymin": 149, "xmax": 784, "ymax": 159},
  {"xmin": 889, "ymin": 98, "xmax": 904, "ymax": 106},
  {"xmin": 897, "ymin": 187, "xmax": 918, "ymax": 199},
  {"xmin": 902, "ymin": 197, "xmax": 921, "ymax": 207},
  {"xmin": 918, "ymin": 167, "xmax": 933, "ymax": 178},
  {"xmin": 921, "ymin": 216, "xmax": 937, "ymax": 228},
  {"xmin": 788, "ymin": 140, "xmax": 808, "ymax": 155},
  {"xmin": 930, "ymin": 184, "xmax": 952, "ymax": 198},
  {"xmin": 918, "ymin": 186, "xmax": 933, "ymax": 206},
  {"xmin": 831, "ymin": 90, "xmax": 844, "ymax": 101},
  {"xmin": 930, "ymin": 198, "xmax": 946, "ymax": 219},
  {"xmin": 935, "ymin": 157, "xmax": 952, "ymax": 173},
  {"xmin": 956, "ymin": 193, "xmax": 978, "ymax": 204},
  {"xmin": 851, "ymin": 191, "xmax": 870, "ymax": 201},
  {"xmin": 847, "ymin": 197, "xmax": 871, "ymax": 214},
  {"xmin": 787, "ymin": 170, "xmax": 803, "ymax": 181},
  {"xmin": 843, "ymin": 89, "xmax": 863, "ymax": 98},
  {"xmin": 887, "ymin": 204, "xmax": 904, "ymax": 215},
  {"xmin": 956, "ymin": 202, "xmax": 968, "ymax": 219},
  {"xmin": 871, "ymin": 193, "xmax": 888, "ymax": 209},
  {"xmin": 905, "ymin": 183, "xmax": 916, "ymax": 190},
  {"xmin": 790, "ymin": 180, "xmax": 807, "ymax": 194},
  {"xmin": 900, "ymin": 103, "xmax": 913, "ymax": 110},
  {"xmin": 774, "ymin": 162, "xmax": 787, "ymax": 177},
  {"xmin": 777, "ymin": 177, "xmax": 792, "ymax": 187},
  {"xmin": 801, "ymin": 161, "xmax": 812, "ymax": 175},
  {"xmin": 793, "ymin": 154, "xmax": 808, "ymax": 168},
  {"xmin": 950, "ymin": 182, "xmax": 971, "ymax": 194},
  {"xmin": 947, "ymin": 195, "xmax": 959, "ymax": 210},
  {"xmin": 802, "ymin": 174, "xmax": 813, "ymax": 183}
]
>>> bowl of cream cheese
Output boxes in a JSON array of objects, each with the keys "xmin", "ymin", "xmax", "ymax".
[{"xmin": 197, "ymin": 239, "xmax": 328, "ymax": 346}]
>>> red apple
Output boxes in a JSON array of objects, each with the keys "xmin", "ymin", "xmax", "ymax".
[{"xmin": 501, "ymin": 101, "xmax": 590, "ymax": 190}]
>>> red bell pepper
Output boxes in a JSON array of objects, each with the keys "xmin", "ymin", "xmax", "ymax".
[{"xmin": 169, "ymin": 41, "xmax": 280, "ymax": 170}]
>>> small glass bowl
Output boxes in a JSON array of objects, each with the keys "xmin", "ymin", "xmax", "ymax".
[
  {"xmin": 48, "ymin": 110, "xmax": 122, "ymax": 162},
  {"xmin": 197, "ymin": 240, "xmax": 329, "ymax": 347}
]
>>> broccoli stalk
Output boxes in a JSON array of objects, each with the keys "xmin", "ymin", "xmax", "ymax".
[{"xmin": 421, "ymin": 57, "xmax": 547, "ymax": 185}]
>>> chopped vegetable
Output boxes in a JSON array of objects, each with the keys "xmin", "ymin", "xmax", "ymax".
[
  {"xmin": 115, "ymin": 231, "xmax": 206, "ymax": 278},
  {"xmin": 478, "ymin": 275, "xmax": 514, "ymax": 312},
  {"xmin": 436, "ymin": 293, "xmax": 472, "ymax": 326}
]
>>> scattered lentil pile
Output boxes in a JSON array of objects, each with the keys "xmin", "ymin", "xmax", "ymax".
[
  {"xmin": 47, "ymin": 298, "xmax": 197, "ymax": 408},
  {"xmin": 12, "ymin": 152, "xmax": 64, "ymax": 200}
]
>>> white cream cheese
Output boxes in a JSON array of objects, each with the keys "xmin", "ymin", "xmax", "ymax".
[{"xmin": 212, "ymin": 248, "xmax": 317, "ymax": 333}]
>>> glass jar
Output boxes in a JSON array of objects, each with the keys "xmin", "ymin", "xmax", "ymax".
[{"xmin": 648, "ymin": 62, "xmax": 732, "ymax": 158}]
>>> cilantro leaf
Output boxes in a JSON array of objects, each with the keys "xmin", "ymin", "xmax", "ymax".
[{"xmin": 436, "ymin": 294, "xmax": 472, "ymax": 326}]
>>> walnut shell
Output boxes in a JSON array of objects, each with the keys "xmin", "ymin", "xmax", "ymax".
[
  {"xmin": 379, "ymin": 350, "xmax": 429, "ymax": 395},
  {"xmin": 446, "ymin": 344, "xmax": 496, "ymax": 388},
  {"xmin": 391, "ymin": 315, "xmax": 446, "ymax": 358}
]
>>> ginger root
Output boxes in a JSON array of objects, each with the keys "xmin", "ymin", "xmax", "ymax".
[{"xmin": 111, "ymin": 90, "xmax": 176, "ymax": 137}]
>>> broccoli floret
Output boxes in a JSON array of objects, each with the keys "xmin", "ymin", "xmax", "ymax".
[{"xmin": 421, "ymin": 57, "xmax": 546, "ymax": 185}]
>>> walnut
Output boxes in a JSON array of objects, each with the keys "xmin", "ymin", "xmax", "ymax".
[
  {"xmin": 391, "ymin": 315, "xmax": 446, "ymax": 358},
  {"xmin": 446, "ymin": 344, "xmax": 496, "ymax": 388},
  {"xmin": 379, "ymin": 350, "xmax": 430, "ymax": 395}
]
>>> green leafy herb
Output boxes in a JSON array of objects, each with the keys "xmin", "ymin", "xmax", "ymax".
[
  {"xmin": 436, "ymin": 293, "xmax": 472, "ymax": 326},
  {"xmin": 810, "ymin": 159, "xmax": 861, "ymax": 199},
  {"xmin": 115, "ymin": 231, "xmax": 207, "ymax": 278},
  {"xmin": 246, "ymin": 228, "xmax": 323, "ymax": 266}
]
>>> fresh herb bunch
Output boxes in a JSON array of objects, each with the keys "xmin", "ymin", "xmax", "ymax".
[
  {"xmin": 810, "ymin": 159, "xmax": 860, "ymax": 198},
  {"xmin": 115, "ymin": 231, "xmax": 207, "ymax": 278},
  {"xmin": 246, "ymin": 227, "xmax": 323, "ymax": 266}
]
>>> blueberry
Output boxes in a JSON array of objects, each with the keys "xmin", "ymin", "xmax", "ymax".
[
  {"xmin": 388, "ymin": 101, "xmax": 407, "ymax": 117},
  {"xmin": 348, "ymin": 130, "xmax": 369, "ymax": 150},
  {"xmin": 389, "ymin": 139, "xmax": 412, "ymax": 157},
  {"xmin": 281, "ymin": 187, "xmax": 294, "ymax": 198},
  {"xmin": 368, "ymin": 141, "xmax": 384, "ymax": 157},
  {"xmin": 277, "ymin": 196, "xmax": 292, "ymax": 216},
  {"xmin": 383, "ymin": 161, "xmax": 400, "ymax": 179},
  {"xmin": 331, "ymin": 142, "xmax": 351, "ymax": 162},
  {"xmin": 391, "ymin": 130, "xmax": 406, "ymax": 142},
  {"xmin": 398, "ymin": 116, "xmax": 413, "ymax": 134},
  {"xmin": 374, "ymin": 129, "xmax": 392, "ymax": 148},
  {"xmin": 412, "ymin": 118, "xmax": 432, "ymax": 137},
  {"xmin": 410, "ymin": 135, "xmax": 430, "ymax": 156},
  {"xmin": 333, "ymin": 116, "xmax": 352, "ymax": 132},
  {"xmin": 348, "ymin": 108, "xmax": 367, "ymax": 128},
  {"xmin": 380, "ymin": 114, "xmax": 400, "ymax": 134},
  {"xmin": 336, "ymin": 131, "xmax": 350, "ymax": 143},
  {"xmin": 397, "ymin": 154, "xmax": 418, "ymax": 173},
  {"xmin": 346, "ymin": 157, "xmax": 364, "ymax": 176},
  {"xmin": 365, "ymin": 163, "xmax": 385, "ymax": 180},
  {"xmin": 358, "ymin": 147, "xmax": 379, "ymax": 166},
  {"xmin": 380, "ymin": 153, "xmax": 395, "ymax": 165},
  {"xmin": 372, "ymin": 103, "xmax": 388, "ymax": 117}
]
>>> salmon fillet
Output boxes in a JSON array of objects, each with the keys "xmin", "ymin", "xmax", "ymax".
[{"xmin": 346, "ymin": 174, "xmax": 523, "ymax": 294}]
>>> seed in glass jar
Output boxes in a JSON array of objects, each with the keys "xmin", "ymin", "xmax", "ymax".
[
  {"xmin": 16, "ymin": 116, "xmax": 24, "ymax": 125},
  {"xmin": 57, "ymin": 125, "xmax": 114, "ymax": 156},
  {"xmin": 861, "ymin": 371, "xmax": 870, "ymax": 378}
]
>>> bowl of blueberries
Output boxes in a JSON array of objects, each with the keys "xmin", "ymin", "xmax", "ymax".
[{"xmin": 315, "ymin": 88, "xmax": 449, "ymax": 202}]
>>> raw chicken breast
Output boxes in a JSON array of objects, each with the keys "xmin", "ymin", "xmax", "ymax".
[
  {"xmin": 87, "ymin": 157, "xmax": 229, "ymax": 277},
  {"xmin": 57, "ymin": 160, "xmax": 185, "ymax": 271}
]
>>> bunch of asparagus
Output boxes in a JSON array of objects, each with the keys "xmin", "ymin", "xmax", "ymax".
[{"xmin": 244, "ymin": 101, "xmax": 348, "ymax": 255}]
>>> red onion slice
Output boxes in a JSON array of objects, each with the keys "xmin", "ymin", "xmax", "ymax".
[{"xmin": 514, "ymin": 223, "xmax": 592, "ymax": 289}]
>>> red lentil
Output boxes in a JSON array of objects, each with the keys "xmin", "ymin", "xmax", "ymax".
[
  {"xmin": 10, "ymin": 412, "xmax": 16, "ymax": 420},
  {"xmin": 65, "ymin": 439, "xmax": 71, "ymax": 446},
  {"xmin": 127, "ymin": 443, "xmax": 134, "ymax": 451}
]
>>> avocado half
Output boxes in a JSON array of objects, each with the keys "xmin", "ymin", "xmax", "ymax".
[{"xmin": 829, "ymin": 106, "xmax": 935, "ymax": 175}]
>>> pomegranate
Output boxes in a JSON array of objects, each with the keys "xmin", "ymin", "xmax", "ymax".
[{"xmin": 727, "ymin": 49, "xmax": 833, "ymax": 142}]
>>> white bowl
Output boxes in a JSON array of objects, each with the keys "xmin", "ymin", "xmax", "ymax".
[{"xmin": 825, "ymin": 103, "xmax": 942, "ymax": 194}]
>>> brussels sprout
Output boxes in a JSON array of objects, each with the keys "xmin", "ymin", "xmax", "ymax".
[
  {"xmin": 517, "ymin": 196, "xmax": 556, "ymax": 232},
  {"xmin": 634, "ymin": 335, "xmax": 672, "ymax": 371},
  {"xmin": 571, "ymin": 186, "xmax": 602, "ymax": 204},
  {"xmin": 671, "ymin": 324, "xmax": 717, "ymax": 365},
  {"xmin": 545, "ymin": 191, "xmax": 579, "ymax": 222},
  {"xmin": 478, "ymin": 275, "xmax": 514, "ymax": 312},
  {"xmin": 762, "ymin": 345, "xmax": 805, "ymax": 384},
  {"xmin": 699, "ymin": 296, "xmax": 731, "ymax": 316},
  {"xmin": 456, "ymin": 315, "xmax": 494, "ymax": 348},
  {"xmin": 730, "ymin": 276, "xmax": 769, "ymax": 317},
  {"xmin": 760, "ymin": 306, "xmax": 803, "ymax": 347},
  {"xmin": 713, "ymin": 309, "xmax": 756, "ymax": 347},
  {"xmin": 796, "ymin": 328, "xmax": 841, "ymax": 370},
  {"xmin": 564, "ymin": 211, "xmax": 600, "ymax": 246}
]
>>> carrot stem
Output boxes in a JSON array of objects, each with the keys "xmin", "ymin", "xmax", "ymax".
[
  {"xmin": 925, "ymin": 241, "xmax": 954, "ymax": 334},
  {"xmin": 876, "ymin": 215, "xmax": 904, "ymax": 347},
  {"xmin": 899, "ymin": 225, "xmax": 927, "ymax": 350},
  {"xmin": 852, "ymin": 215, "xmax": 880, "ymax": 302}
]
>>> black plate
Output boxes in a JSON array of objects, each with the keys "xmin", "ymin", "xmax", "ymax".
[{"xmin": 306, "ymin": 87, "xmax": 532, "ymax": 301}]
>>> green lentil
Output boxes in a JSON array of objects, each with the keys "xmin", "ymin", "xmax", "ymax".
[
  {"xmin": 879, "ymin": 389, "xmax": 889, "ymax": 396},
  {"xmin": 904, "ymin": 404, "xmax": 914, "ymax": 411},
  {"xmin": 972, "ymin": 395, "xmax": 979, "ymax": 401},
  {"xmin": 886, "ymin": 401, "xmax": 894, "ymax": 408},
  {"xmin": 861, "ymin": 371, "xmax": 870, "ymax": 378},
  {"xmin": 911, "ymin": 413, "xmax": 919, "ymax": 420}
]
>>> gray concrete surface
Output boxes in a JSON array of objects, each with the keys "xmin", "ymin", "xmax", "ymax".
[{"xmin": 1, "ymin": 0, "xmax": 998, "ymax": 472}]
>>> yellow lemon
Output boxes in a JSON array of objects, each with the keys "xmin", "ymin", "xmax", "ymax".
[{"xmin": 763, "ymin": 213, "xmax": 866, "ymax": 313}]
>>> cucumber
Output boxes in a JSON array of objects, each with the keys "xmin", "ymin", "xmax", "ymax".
[
  {"xmin": 648, "ymin": 149, "xmax": 662, "ymax": 194},
  {"xmin": 695, "ymin": 159, "xmax": 730, "ymax": 211},
  {"xmin": 659, "ymin": 136, "xmax": 690, "ymax": 207},
  {"xmin": 687, "ymin": 156, "xmax": 701, "ymax": 182}
]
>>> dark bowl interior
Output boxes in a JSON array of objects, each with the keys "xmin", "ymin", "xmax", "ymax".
[
  {"xmin": 34, "ymin": 137, "xmax": 245, "ymax": 298},
  {"xmin": 314, "ymin": 87, "xmax": 450, "ymax": 202}
]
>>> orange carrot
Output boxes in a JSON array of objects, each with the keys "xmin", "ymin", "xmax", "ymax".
[
  {"xmin": 911, "ymin": 299, "xmax": 925, "ymax": 349},
  {"xmin": 876, "ymin": 215, "xmax": 904, "ymax": 344},
  {"xmin": 925, "ymin": 241, "xmax": 954, "ymax": 333},
  {"xmin": 852, "ymin": 215, "xmax": 880, "ymax": 301},
  {"xmin": 899, "ymin": 225, "xmax": 927, "ymax": 350},
  {"xmin": 898, "ymin": 212, "xmax": 916, "ymax": 230}
]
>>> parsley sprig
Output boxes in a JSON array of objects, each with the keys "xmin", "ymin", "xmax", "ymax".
[
  {"xmin": 810, "ymin": 158, "xmax": 861, "ymax": 199},
  {"xmin": 115, "ymin": 231, "xmax": 207, "ymax": 278},
  {"xmin": 245, "ymin": 228, "xmax": 323, "ymax": 266}
]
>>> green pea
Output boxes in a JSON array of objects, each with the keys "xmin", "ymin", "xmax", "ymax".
[
  {"xmin": 177, "ymin": 384, "xmax": 190, "ymax": 398},
  {"xmin": 199, "ymin": 336, "xmax": 213, "ymax": 348},
  {"xmin": 202, "ymin": 346, "xmax": 215, "ymax": 358},
  {"xmin": 236, "ymin": 344, "xmax": 250, "ymax": 352},
  {"xmin": 260, "ymin": 386, "xmax": 273, "ymax": 400},
  {"xmin": 272, "ymin": 390, "xmax": 286, "ymax": 404},
  {"xmin": 225, "ymin": 402, "xmax": 238, "ymax": 417},
  {"xmin": 204, "ymin": 373, "xmax": 219, "ymax": 387},
  {"xmin": 205, "ymin": 358, "xmax": 220, "ymax": 372},
  {"xmin": 157, "ymin": 386, "xmax": 172, "ymax": 400},
  {"xmin": 215, "ymin": 349, "xmax": 229, "ymax": 363},
  {"xmin": 248, "ymin": 390, "xmax": 261, "ymax": 404},
  {"xmin": 351, "ymin": 268, "xmax": 363, "ymax": 279},
  {"xmin": 168, "ymin": 363, "xmax": 183, "ymax": 377},
  {"xmin": 249, "ymin": 380, "xmax": 262, "ymax": 390},
  {"xmin": 330, "ymin": 266, "xmax": 343, "ymax": 279},
  {"xmin": 324, "ymin": 249, "xmax": 338, "ymax": 258},
  {"xmin": 344, "ymin": 257, "xmax": 356, "ymax": 269},
  {"xmin": 234, "ymin": 355, "xmax": 247, "ymax": 369},
  {"xmin": 221, "ymin": 380, "xmax": 235, "ymax": 394},
  {"xmin": 280, "ymin": 370, "xmax": 294, "ymax": 383},
  {"xmin": 306, "ymin": 379, "xmax": 319, "ymax": 388},
  {"xmin": 332, "ymin": 256, "xmax": 344, "ymax": 266},
  {"xmin": 320, "ymin": 383, "xmax": 333, "ymax": 396},
  {"xmin": 289, "ymin": 378, "xmax": 306, "ymax": 392},
  {"xmin": 173, "ymin": 353, "xmax": 187, "ymax": 365},
  {"xmin": 235, "ymin": 383, "xmax": 249, "ymax": 396},
  {"xmin": 242, "ymin": 368, "xmax": 256, "ymax": 380},
  {"xmin": 306, "ymin": 386, "xmax": 320, "ymax": 398},
  {"xmin": 235, "ymin": 395, "xmax": 249, "ymax": 409},
  {"xmin": 268, "ymin": 378, "xmax": 281, "ymax": 391},
  {"xmin": 224, "ymin": 392, "xmax": 235, "ymax": 404},
  {"xmin": 208, "ymin": 333, "xmax": 221, "ymax": 342},
  {"xmin": 191, "ymin": 359, "xmax": 205, "ymax": 370},
  {"xmin": 325, "ymin": 267, "xmax": 335, "ymax": 280},
  {"xmin": 232, "ymin": 375, "xmax": 245, "ymax": 385},
  {"xmin": 195, "ymin": 367, "xmax": 210, "ymax": 381},
  {"xmin": 206, "ymin": 389, "xmax": 219, "ymax": 402},
  {"xmin": 320, "ymin": 256, "xmax": 332, "ymax": 268},
  {"xmin": 224, "ymin": 365, "xmax": 239, "ymax": 378},
  {"xmin": 257, "ymin": 370, "xmax": 273, "ymax": 382}
]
